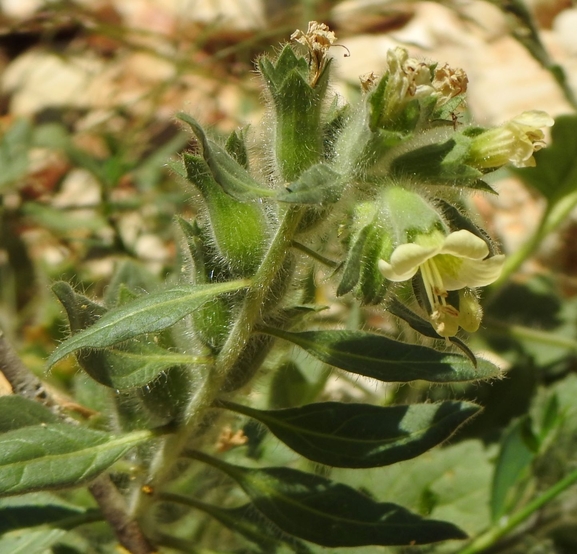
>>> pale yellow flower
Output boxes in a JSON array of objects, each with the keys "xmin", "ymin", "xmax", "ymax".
[
  {"xmin": 378, "ymin": 229, "xmax": 504, "ymax": 337},
  {"xmin": 468, "ymin": 111, "xmax": 554, "ymax": 169}
]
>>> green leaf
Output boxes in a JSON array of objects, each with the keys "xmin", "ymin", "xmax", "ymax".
[
  {"xmin": 161, "ymin": 494, "xmax": 311, "ymax": 553},
  {"xmin": 53, "ymin": 280, "xmax": 212, "ymax": 388},
  {"xmin": 177, "ymin": 112, "xmax": 274, "ymax": 201},
  {"xmin": 0, "ymin": 528, "xmax": 67, "ymax": 554},
  {"xmin": 277, "ymin": 164, "xmax": 344, "ymax": 205},
  {"xmin": 0, "ymin": 493, "xmax": 93, "ymax": 534},
  {"xmin": 0, "ymin": 397, "xmax": 59, "ymax": 432},
  {"xmin": 491, "ymin": 416, "xmax": 536, "ymax": 522},
  {"xmin": 225, "ymin": 127, "xmax": 249, "ymax": 169},
  {"xmin": 0, "ymin": 424, "xmax": 152, "ymax": 497},
  {"xmin": 219, "ymin": 400, "xmax": 480, "ymax": 468},
  {"xmin": 189, "ymin": 450, "xmax": 467, "ymax": 547},
  {"xmin": 514, "ymin": 114, "xmax": 577, "ymax": 204},
  {"xmin": 260, "ymin": 327, "xmax": 500, "ymax": 383},
  {"xmin": 0, "ymin": 119, "xmax": 33, "ymax": 191},
  {"xmin": 47, "ymin": 280, "xmax": 249, "ymax": 368}
]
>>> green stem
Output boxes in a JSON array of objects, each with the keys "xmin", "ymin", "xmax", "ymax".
[
  {"xmin": 455, "ymin": 466, "xmax": 577, "ymax": 554},
  {"xmin": 131, "ymin": 206, "xmax": 303, "ymax": 519},
  {"xmin": 493, "ymin": 186, "xmax": 577, "ymax": 290}
]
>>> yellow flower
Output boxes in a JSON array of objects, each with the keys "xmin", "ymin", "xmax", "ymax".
[
  {"xmin": 468, "ymin": 111, "xmax": 554, "ymax": 169},
  {"xmin": 378, "ymin": 229, "xmax": 504, "ymax": 337}
]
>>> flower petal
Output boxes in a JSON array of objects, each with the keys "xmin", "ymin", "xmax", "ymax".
[
  {"xmin": 378, "ymin": 258, "xmax": 418, "ymax": 281},
  {"xmin": 441, "ymin": 254, "xmax": 505, "ymax": 289},
  {"xmin": 440, "ymin": 230, "xmax": 489, "ymax": 260},
  {"xmin": 389, "ymin": 243, "xmax": 439, "ymax": 277}
]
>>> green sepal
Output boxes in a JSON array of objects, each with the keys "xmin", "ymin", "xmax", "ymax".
[
  {"xmin": 260, "ymin": 327, "xmax": 501, "ymax": 383},
  {"xmin": 358, "ymin": 224, "xmax": 391, "ymax": 305},
  {"xmin": 178, "ymin": 112, "xmax": 273, "ymax": 201},
  {"xmin": 390, "ymin": 136, "xmax": 488, "ymax": 186},
  {"xmin": 189, "ymin": 450, "xmax": 468, "ymax": 547},
  {"xmin": 225, "ymin": 126, "xmax": 249, "ymax": 169},
  {"xmin": 277, "ymin": 164, "xmax": 345, "ymax": 204},
  {"xmin": 337, "ymin": 225, "xmax": 371, "ymax": 297},
  {"xmin": 184, "ymin": 153, "xmax": 269, "ymax": 276},
  {"xmin": 258, "ymin": 45, "xmax": 331, "ymax": 180},
  {"xmin": 219, "ymin": 399, "xmax": 481, "ymax": 468},
  {"xmin": 258, "ymin": 46, "xmax": 310, "ymax": 93}
]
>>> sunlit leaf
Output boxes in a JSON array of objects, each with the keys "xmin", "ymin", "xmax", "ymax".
[
  {"xmin": 47, "ymin": 280, "xmax": 249, "ymax": 368},
  {"xmin": 0, "ymin": 528, "xmax": 67, "ymax": 554},
  {"xmin": 0, "ymin": 424, "xmax": 152, "ymax": 497},
  {"xmin": 220, "ymin": 400, "xmax": 480, "ymax": 468}
]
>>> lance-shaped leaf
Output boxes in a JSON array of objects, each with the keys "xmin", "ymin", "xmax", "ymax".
[
  {"xmin": 53, "ymin": 281, "xmax": 209, "ymax": 389},
  {"xmin": 188, "ymin": 450, "xmax": 467, "ymax": 547},
  {"xmin": 277, "ymin": 164, "xmax": 345, "ymax": 204},
  {"xmin": 160, "ymin": 494, "xmax": 311, "ymax": 553},
  {"xmin": 259, "ymin": 327, "xmax": 501, "ymax": 383},
  {"xmin": 0, "ymin": 424, "xmax": 152, "ymax": 497},
  {"xmin": 0, "ymin": 528, "xmax": 67, "ymax": 554},
  {"xmin": 177, "ymin": 112, "xmax": 274, "ymax": 201},
  {"xmin": 47, "ymin": 280, "xmax": 249, "ymax": 368},
  {"xmin": 218, "ymin": 400, "xmax": 481, "ymax": 468},
  {"xmin": 0, "ymin": 397, "xmax": 59, "ymax": 432},
  {"xmin": 0, "ymin": 493, "xmax": 98, "ymax": 534}
]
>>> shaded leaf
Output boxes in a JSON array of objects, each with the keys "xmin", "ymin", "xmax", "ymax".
[
  {"xmin": 189, "ymin": 450, "xmax": 467, "ymax": 547},
  {"xmin": 0, "ymin": 425, "xmax": 152, "ymax": 497},
  {"xmin": 161, "ymin": 494, "xmax": 311, "ymax": 553},
  {"xmin": 260, "ymin": 327, "xmax": 500, "ymax": 383},
  {"xmin": 0, "ymin": 397, "xmax": 59, "ymax": 433},
  {"xmin": 47, "ymin": 280, "xmax": 249, "ymax": 368},
  {"xmin": 0, "ymin": 493, "xmax": 95, "ymax": 534},
  {"xmin": 491, "ymin": 416, "xmax": 536, "ymax": 522},
  {"xmin": 220, "ymin": 400, "xmax": 481, "ymax": 468}
]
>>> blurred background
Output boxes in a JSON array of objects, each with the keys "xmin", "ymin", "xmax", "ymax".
[{"xmin": 3, "ymin": 1, "xmax": 577, "ymax": 552}]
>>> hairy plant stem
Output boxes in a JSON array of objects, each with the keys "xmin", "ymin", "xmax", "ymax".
[
  {"xmin": 455, "ymin": 465, "xmax": 577, "ymax": 554},
  {"xmin": 132, "ymin": 206, "xmax": 304, "ymax": 523}
]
